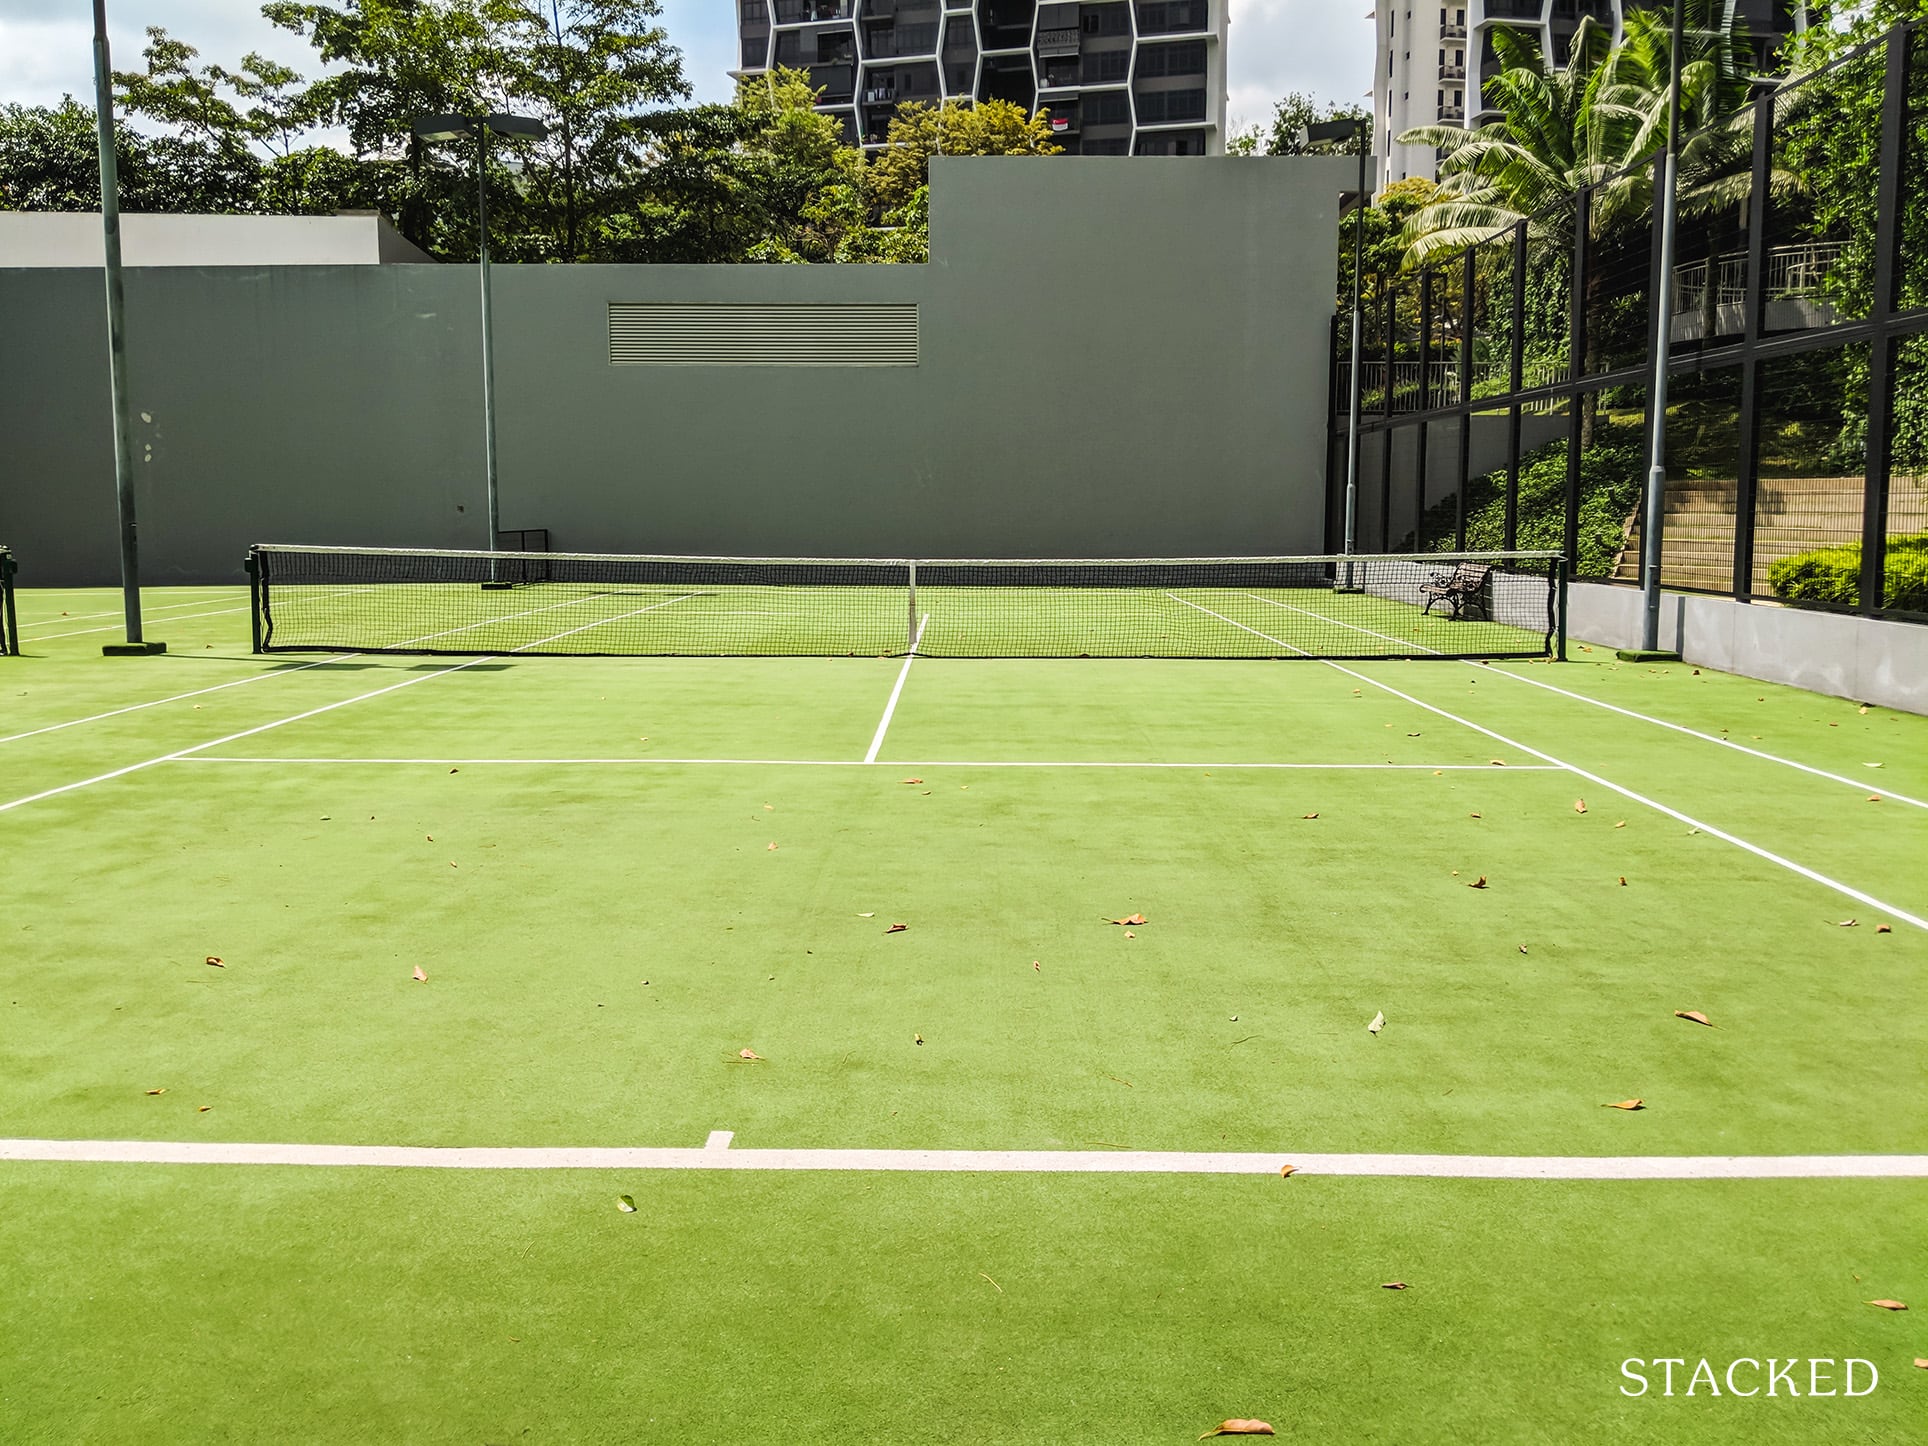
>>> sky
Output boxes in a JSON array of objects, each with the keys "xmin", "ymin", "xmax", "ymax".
[{"xmin": 0, "ymin": 0, "xmax": 1374, "ymax": 141}]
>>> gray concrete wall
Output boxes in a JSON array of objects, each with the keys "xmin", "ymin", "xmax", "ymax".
[
  {"xmin": 1568, "ymin": 580, "xmax": 1928, "ymax": 716},
  {"xmin": 0, "ymin": 155, "xmax": 1352, "ymax": 585}
]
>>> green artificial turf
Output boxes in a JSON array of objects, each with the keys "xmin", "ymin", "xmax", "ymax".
[
  {"xmin": 0, "ymin": 1167, "xmax": 1920, "ymax": 1443},
  {"xmin": 2, "ymin": 585, "xmax": 1925, "ymax": 1442}
]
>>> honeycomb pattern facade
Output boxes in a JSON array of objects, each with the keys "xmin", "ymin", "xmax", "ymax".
[{"xmin": 733, "ymin": 0, "xmax": 1227, "ymax": 156}]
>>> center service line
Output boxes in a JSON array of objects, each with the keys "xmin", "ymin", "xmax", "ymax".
[
  {"xmin": 2, "ymin": 1138, "xmax": 1923, "ymax": 1179},
  {"xmin": 865, "ymin": 612, "xmax": 930, "ymax": 763}
]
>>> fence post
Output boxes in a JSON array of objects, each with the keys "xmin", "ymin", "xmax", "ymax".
[
  {"xmin": 1566, "ymin": 186, "xmax": 1589, "ymax": 569},
  {"xmin": 1505, "ymin": 221, "xmax": 1528, "ymax": 548},
  {"xmin": 1730, "ymin": 88, "xmax": 1776, "ymax": 599},
  {"xmin": 1456, "ymin": 248, "xmax": 1477, "ymax": 551},
  {"xmin": 1859, "ymin": 27, "xmax": 1909, "ymax": 614}
]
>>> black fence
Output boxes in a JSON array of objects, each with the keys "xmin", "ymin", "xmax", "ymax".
[{"xmin": 1332, "ymin": 20, "xmax": 1928, "ymax": 623}]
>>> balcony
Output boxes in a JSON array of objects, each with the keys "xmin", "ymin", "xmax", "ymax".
[
  {"xmin": 775, "ymin": 0, "xmax": 853, "ymax": 19},
  {"xmin": 1036, "ymin": 25, "xmax": 1079, "ymax": 56},
  {"xmin": 1441, "ymin": 22, "xmax": 1467, "ymax": 39},
  {"xmin": 1439, "ymin": 63, "xmax": 1466, "ymax": 80},
  {"xmin": 1439, "ymin": 105, "xmax": 1465, "ymax": 121},
  {"xmin": 1042, "ymin": 103, "xmax": 1078, "ymax": 134}
]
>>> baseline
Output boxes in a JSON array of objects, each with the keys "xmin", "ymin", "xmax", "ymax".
[
  {"xmin": 172, "ymin": 757, "xmax": 1565, "ymax": 771},
  {"xmin": 1169, "ymin": 596, "xmax": 1928, "ymax": 933},
  {"xmin": 1, "ymin": 1137, "xmax": 1923, "ymax": 1179}
]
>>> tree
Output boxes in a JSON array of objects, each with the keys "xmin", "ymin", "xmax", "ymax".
[
  {"xmin": 500, "ymin": 0, "xmax": 688, "ymax": 261},
  {"xmin": 1246, "ymin": 91, "xmax": 1372, "ymax": 158},
  {"xmin": 0, "ymin": 99, "xmax": 262, "ymax": 214},
  {"xmin": 115, "ymin": 27, "xmax": 314, "ymax": 160},
  {"xmin": 865, "ymin": 98, "xmax": 1060, "ymax": 217}
]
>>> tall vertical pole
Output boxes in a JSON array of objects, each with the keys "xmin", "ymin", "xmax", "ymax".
[
  {"xmin": 1638, "ymin": 4, "xmax": 1687, "ymax": 655},
  {"xmin": 477, "ymin": 122, "xmax": 503, "ymax": 575},
  {"xmin": 92, "ymin": 0, "xmax": 161, "ymax": 654},
  {"xmin": 1342, "ymin": 127, "xmax": 1368, "ymax": 580}
]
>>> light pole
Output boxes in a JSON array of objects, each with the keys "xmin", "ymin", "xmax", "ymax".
[
  {"xmin": 1631, "ymin": 6, "xmax": 1689, "ymax": 660},
  {"xmin": 92, "ymin": 0, "xmax": 164, "ymax": 655},
  {"xmin": 413, "ymin": 112, "xmax": 548, "ymax": 581},
  {"xmin": 1303, "ymin": 117, "xmax": 1372, "ymax": 588}
]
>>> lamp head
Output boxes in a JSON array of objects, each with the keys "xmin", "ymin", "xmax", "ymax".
[{"xmin": 413, "ymin": 114, "xmax": 475, "ymax": 142}]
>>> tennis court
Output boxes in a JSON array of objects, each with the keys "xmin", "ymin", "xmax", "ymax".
[{"xmin": 2, "ymin": 578, "xmax": 1924, "ymax": 1443}]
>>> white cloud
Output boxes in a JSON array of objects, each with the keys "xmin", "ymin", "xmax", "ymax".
[{"xmin": 1228, "ymin": 0, "xmax": 1375, "ymax": 133}]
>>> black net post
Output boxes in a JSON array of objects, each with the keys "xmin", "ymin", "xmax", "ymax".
[{"xmin": 0, "ymin": 548, "xmax": 17, "ymax": 656}]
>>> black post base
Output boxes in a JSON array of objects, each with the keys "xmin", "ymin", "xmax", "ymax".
[
  {"xmin": 103, "ymin": 640, "xmax": 168, "ymax": 656},
  {"xmin": 1615, "ymin": 648, "xmax": 1680, "ymax": 663}
]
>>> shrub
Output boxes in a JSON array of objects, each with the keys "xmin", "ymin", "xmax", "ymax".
[{"xmin": 1766, "ymin": 531, "xmax": 1928, "ymax": 614}]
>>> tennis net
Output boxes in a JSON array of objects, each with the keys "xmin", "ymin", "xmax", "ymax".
[
  {"xmin": 247, "ymin": 545, "xmax": 1566, "ymax": 660},
  {"xmin": 0, "ymin": 547, "xmax": 17, "ymax": 656}
]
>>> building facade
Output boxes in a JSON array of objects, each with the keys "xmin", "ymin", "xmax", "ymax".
[
  {"xmin": 733, "ymin": 0, "xmax": 1228, "ymax": 156},
  {"xmin": 1374, "ymin": 2, "xmax": 1822, "ymax": 189}
]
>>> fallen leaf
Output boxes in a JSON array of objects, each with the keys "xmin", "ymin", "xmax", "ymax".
[
  {"xmin": 1367, "ymin": 1011, "xmax": 1385, "ymax": 1034},
  {"xmin": 1866, "ymin": 762, "xmax": 1883, "ymax": 768},
  {"xmin": 1199, "ymin": 1422, "xmax": 1275, "ymax": 1439},
  {"xmin": 763, "ymin": 804, "xmax": 773, "ymax": 811},
  {"xmin": 1109, "ymin": 913, "xmax": 1148, "ymax": 926},
  {"xmin": 737, "ymin": 1048, "xmax": 763, "ymax": 1061},
  {"xmin": 1868, "ymin": 1299, "xmax": 1907, "ymax": 1311},
  {"xmin": 767, "ymin": 842, "xmax": 779, "ymax": 851},
  {"xmin": 617, "ymin": 1195, "xmax": 637, "ymax": 1213},
  {"xmin": 1869, "ymin": 795, "xmax": 1882, "ymax": 803},
  {"xmin": 1433, "ymin": 770, "xmax": 1443, "ymax": 776},
  {"xmin": 1674, "ymin": 1011, "xmax": 1713, "ymax": 1027},
  {"xmin": 914, "ymin": 1033, "xmax": 923, "ymax": 1045},
  {"xmin": 1489, "ymin": 759, "xmax": 1506, "ymax": 767},
  {"xmin": 1518, "ymin": 945, "xmax": 1529, "ymax": 955},
  {"xmin": 1574, "ymin": 799, "xmax": 1588, "ymax": 814},
  {"xmin": 198, "ymin": 1105, "xmax": 210, "ymax": 1113},
  {"xmin": 1860, "ymin": 704, "xmax": 1870, "ymax": 714},
  {"xmin": 145, "ymin": 1088, "xmax": 166, "ymax": 1096},
  {"xmin": 205, "ymin": 956, "xmax": 224, "ymax": 967},
  {"xmin": 886, "ymin": 922, "xmax": 908, "ymax": 934},
  {"xmin": 1619, "ymin": 876, "xmax": 1628, "ymax": 886},
  {"xmin": 1469, "ymin": 811, "xmax": 1482, "ymax": 819},
  {"xmin": 1032, "ymin": 960, "xmax": 1041, "ymax": 971},
  {"xmin": 979, "ymin": 1272, "xmax": 1002, "ymax": 1294},
  {"xmin": 1124, "ymin": 931, "xmax": 1135, "ymax": 939},
  {"xmin": 1877, "ymin": 924, "xmax": 1893, "ymax": 934},
  {"xmin": 1604, "ymin": 1099, "xmax": 1645, "ymax": 1111},
  {"xmin": 412, "ymin": 966, "xmax": 427, "ymax": 982},
  {"xmin": 901, "ymin": 778, "xmax": 923, "ymax": 785},
  {"xmin": 1381, "ymin": 1282, "xmax": 1409, "ymax": 1291},
  {"xmin": 857, "ymin": 912, "xmax": 876, "ymax": 918},
  {"xmin": 1279, "ymin": 1165, "xmax": 1296, "ymax": 1178},
  {"xmin": 1615, "ymin": 821, "xmax": 1627, "ymax": 828},
  {"xmin": 1468, "ymin": 876, "xmax": 1489, "ymax": 889},
  {"xmin": 1838, "ymin": 919, "xmax": 1858, "ymax": 928},
  {"xmin": 1301, "ymin": 812, "xmax": 1319, "ymax": 820},
  {"xmin": 449, "ymin": 767, "xmax": 459, "ymax": 774}
]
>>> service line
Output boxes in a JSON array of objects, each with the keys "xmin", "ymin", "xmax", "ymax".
[
  {"xmin": 172, "ymin": 757, "xmax": 1565, "ymax": 771},
  {"xmin": 1, "ymin": 1137, "xmax": 1923, "ymax": 1180}
]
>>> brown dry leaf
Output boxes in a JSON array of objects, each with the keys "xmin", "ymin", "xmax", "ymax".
[
  {"xmin": 1574, "ymin": 799, "xmax": 1588, "ymax": 814},
  {"xmin": 1109, "ymin": 913, "xmax": 1148, "ymax": 926},
  {"xmin": 1468, "ymin": 876, "xmax": 1489, "ymax": 889},
  {"xmin": 1618, "ymin": 877, "xmax": 1628, "ymax": 887},
  {"xmin": 1914, "ymin": 1359, "xmax": 1928, "ymax": 1369},
  {"xmin": 886, "ymin": 922, "xmax": 908, "ymax": 934},
  {"xmin": 449, "ymin": 767, "xmax": 459, "ymax": 774},
  {"xmin": 913, "ymin": 1033, "xmax": 924, "ymax": 1045},
  {"xmin": 1868, "ymin": 1300, "xmax": 1908, "ymax": 1311},
  {"xmin": 1603, "ymin": 1099, "xmax": 1645, "ymax": 1111},
  {"xmin": 763, "ymin": 804, "xmax": 773, "ymax": 811},
  {"xmin": 412, "ymin": 966, "xmax": 427, "ymax": 982},
  {"xmin": 198, "ymin": 1105, "xmax": 211, "ymax": 1113},
  {"xmin": 1838, "ymin": 919, "xmax": 1858, "ymax": 928},
  {"xmin": 1674, "ymin": 1010, "xmax": 1713, "ymax": 1028},
  {"xmin": 1279, "ymin": 1165, "xmax": 1296, "ymax": 1178},
  {"xmin": 1876, "ymin": 924, "xmax": 1893, "ymax": 934},
  {"xmin": 145, "ymin": 1088, "xmax": 166, "ymax": 1096},
  {"xmin": 1489, "ymin": 759, "xmax": 1506, "ymax": 767},
  {"xmin": 1032, "ymin": 960, "xmax": 1041, "ymax": 971},
  {"xmin": 1367, "ymin": 1011, "xmax": 1385, "ymax": 1034},
  {"xmin": 902, "ymin": 778, "xmax": 922, "ymax": 785},
  {"xmin": 857, "ymin": 912, "xmax": 876, "ymax": 918},
  {"xmin": 1860, "ymin": 705, "xmax": 1870, "ymax": 715},
  {"xmin": 1199, "ymin": 1422, "xmax": 1275, "ymax": 1439},
  {"xmin": 737, "ymin": 1048, "xmax": 764, "ymax": 1061},
  {"xmin": 1301, "ymin": 812, "xmax": 1319, "ymax": 820},
  {"xmin": 766, "ymin": 842, "xmax": 779, "ymax": 851},
  {"xmin": 1518, "ymin": 945, "xmax": 1529, "ymax": 955},
  {"xmin": 1124, "ymin": 930, "xmax": 1135, "ymax": 939},
  {"xmin": 1469, "ymin": 812, "xmax": 1482, "ymax": 819},
  {"xmin": 1615, "ymin": 820, "xmax": 1627, "ymax": 829},
  {"xmin": 1381, "ymin": 1282, "xmax": 1409, "ymax": 1291},
  {"xmin": 205, "ymin": 956, "xmax": 224, "ymax": 967}
]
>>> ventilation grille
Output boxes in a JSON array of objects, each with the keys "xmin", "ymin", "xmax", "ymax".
[{"xmin": 608, "ymin": 303, "xmax": 919, "ymax": 367}]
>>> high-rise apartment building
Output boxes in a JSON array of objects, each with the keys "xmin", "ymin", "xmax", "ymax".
[
  {"xmin": 733, "ymin": 0, "xmax": 1228, "ymax": 156},
  {"xmin": 1374, "ymin": 2, "xmax": 1822, "ymax": 189}
]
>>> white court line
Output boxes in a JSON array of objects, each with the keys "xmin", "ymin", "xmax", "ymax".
[
  {"xmin": 174, "ymin": 757, "xmax": 1565, "ymax": 771},
  {"xmin": 1168, "ymin": 595, "xmax": 1928, "ymax": 934},
  {"xmin": 17, "ymin": 592, "xmax": 245, "ymax": 629},
  {"xmin": 0, "ymin": 595, "xmax": 704, "ymax": 816},
  {"xmin": 27, "ymin": 602, "xmax": 252, "ymax": 640},
  {"xmin": 864, "ymin": 612, "xmax": 930, "ymax": 763},
  {"xmin": 1, "ymin": 1137, "xmax": 1922, "ymax": 1179},
  {"xmin": 1245, "ymin": 592, "xmax": 1928, "ymax": 811},
  {"xmin": 1, "ymin": 584, "xmax": 645, "ymax": 749}
]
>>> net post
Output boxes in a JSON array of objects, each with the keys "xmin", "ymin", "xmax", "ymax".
[
  {"xmin": 0, "ymin": 549, "xmax": 17, "ymax": 656},
  {"xmin": 1555, "ymin": 556, "xmax": 1569, "ymax": 662},
  {"xmin": 906, "ymin": 561, "xmax": 918, "ymax": 654},
  {"xmin": 246, "ymin": 548, "xmax": 265, "ymax": 653}
]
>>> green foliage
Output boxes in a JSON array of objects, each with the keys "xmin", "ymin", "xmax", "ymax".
[
  {"xmin": 0, "ymin": 99, "xmax": 262, "ymax": 213},
  {"xmin": 1233, "ymin": 91, "xmax": 1371, "ymax": 158},
  {"xmin": 1413, "ymin": 430, "xmax": 1646, "ymax": 578},
  {"xmin": 864, "ymin": 98, "xmax": 1060, "ymax": 217},
  {"xmin": 1767, "ymin": 532, "xmax": 1928, "ymax": 614}
]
